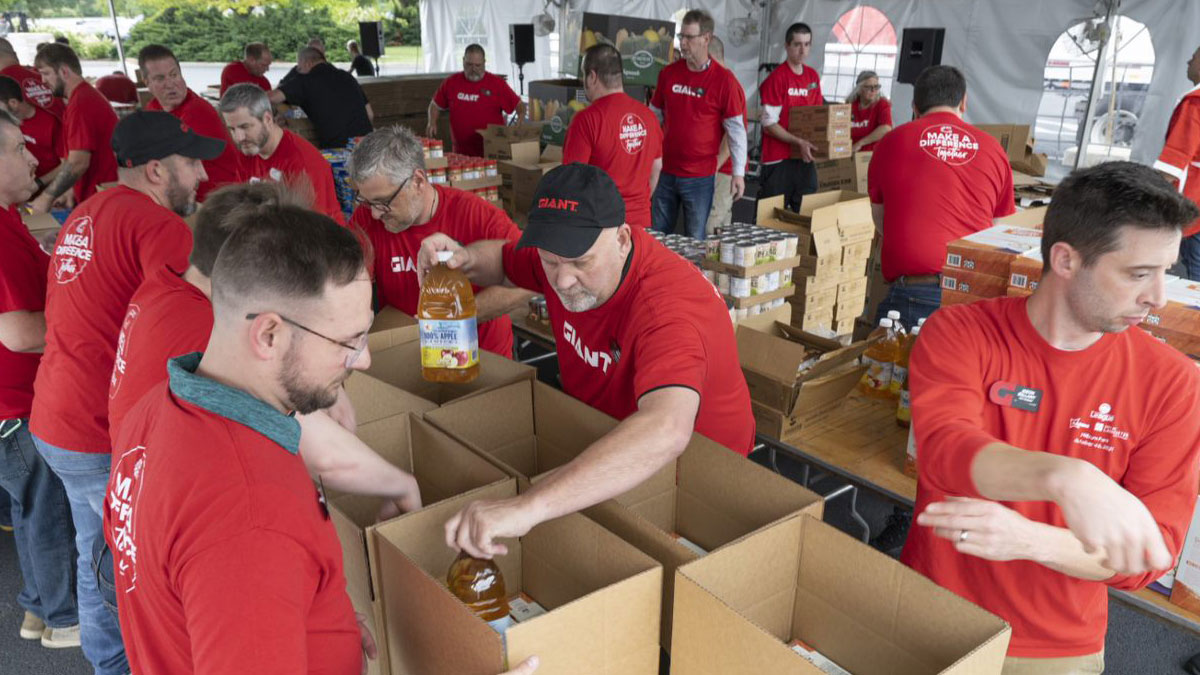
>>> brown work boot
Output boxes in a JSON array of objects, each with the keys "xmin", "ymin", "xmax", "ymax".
[{"xmin": 19, "ymin": 611, "xmax": 44, "ymax": 640}]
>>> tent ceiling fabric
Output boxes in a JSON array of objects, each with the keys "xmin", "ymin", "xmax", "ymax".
[{"xmin": 421, "ymin": 0, "xmax": 1200, "ymax": 166}]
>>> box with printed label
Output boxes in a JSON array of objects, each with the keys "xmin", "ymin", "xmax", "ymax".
[
  {"xmin": 669, "ymin": 514, "xmax": 1011, "ymax": 674},
  {"xmin": 795, "ymin": 139, "xmax": 853, "ymax": 161},
  {"xmin": 832, "ymin": 292, "xmax": 866, "ymax": 321},
  {"xmin": 758, "ymin": 192, "xmax": 873, "ymax": 277},
  {"xmin": 329, "ymin": 414, "xmax": 510, "ymax": 675},
  {"xmin": 788, "ymin": 104, "xmax": 852, "ymax": 127},
  {"xmin": 944, "ymin": 224, "xmax": 1043, "ymax": 279},
  {"xmin": 1169, "ymin": 497, "xmax": 1200, "ymax": 614},
  {"xmin": 940, "ymin": 288, "xmax": 993, "ymax": 307},
  {"xmin": 576, "ymin": 13, "xmax": 676, "ymax": 87},
  {"xmin": 529, "ymin": 79, "xmax": 648, "ymax": 146},
  {"xmin": 372, "ymin": 482, "xmax": 662, "ymax": 674},
  {"xmin": 1007, "ymin": 248, "xmax": 1044, "ymax": 294},
  {"xmin": 1142, "ymin": 278, "xmax": 1200, "ymax": 338},
  {"xmin": 940, "ymin": 266, "xmax": 1009, "ymax": 299},
  {"xmin": 364, "ymin": 341, "xmax": 534, "ymax": 405}
]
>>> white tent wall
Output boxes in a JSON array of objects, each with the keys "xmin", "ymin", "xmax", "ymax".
[{"xmin": 421, "ymin": 0, "xmax": 1199, "ymax": 167}]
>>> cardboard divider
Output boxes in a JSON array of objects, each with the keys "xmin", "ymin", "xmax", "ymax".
[
  {"xmin": 364, "ymin": 341, "xmax": 534, "ymax": 406},
  {"xmin": 373, "ymin": 484, "xmax": 662, "ymax": 674},
  {"xmin": 343, "ymin": 372, "xmax": 436, "ymax": 425},
  {"xmin": 368, "ymin": 306, "xmax": 420, "ymax": 352},
  {"xmin": 671, "ymin": 515, "xmax": 1011, "ymax": 674}
]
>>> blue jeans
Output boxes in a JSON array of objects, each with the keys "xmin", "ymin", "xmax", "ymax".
[
  {"xmin": 652, "ymin": 172, "xmax": 715, "ymax": 240},
  {"xmin": 0, "ymin": 420, "xmax": 77, "ymax": 628},
  {"xmin": 34, "ymin": 436, "xmax": 128, "ymax": 675},
  {"xmin": 1179, "ymin": 232, "xmax": 1200, "ymax": 281},
  {"xmin": 875, "ymin": 281, "xmax": 942, "ymax": 330}
]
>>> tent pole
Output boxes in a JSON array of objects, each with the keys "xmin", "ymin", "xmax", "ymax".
[
  {"xmin": 107, "ymin": 0, "xmax": 128, "ymax": 77},
  {"xmin": 1074, "ymin": 0, "xmax": 1119, "ymax": 170}
]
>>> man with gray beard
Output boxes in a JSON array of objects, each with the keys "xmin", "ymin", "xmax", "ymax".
[{"xmin": 426, "ymin": 43, "xmax": 524, "ymax": 157}]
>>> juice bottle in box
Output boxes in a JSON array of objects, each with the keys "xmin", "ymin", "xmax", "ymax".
[
  {"xmin": 418, "ymin": 251, "xmax": 479, "ymax": 382},
  {"xmin": 858, "ymin": 318, "xmax": 898, "ymax": 398}
]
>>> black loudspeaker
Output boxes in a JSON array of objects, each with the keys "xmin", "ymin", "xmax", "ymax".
[
  {"xmin": 359, "ymin": 21, "xmax": 385, "ymax": 58},
  {"xmin": 896, "ymin": 28, "xmax": 945, "ymax": 84},
  {"xmin": 510, "ymin": 24, "xmax": 535, "ymax": 65}
]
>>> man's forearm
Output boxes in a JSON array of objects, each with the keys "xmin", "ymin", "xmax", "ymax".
[
  {"xmin": 44, "ymin": 156, "xmax": 85, "ymax": 199},
  {"xmin": 716, "ymin": 136, "xmax": 730, "ymax": 168},
  {"xmin": 475, "ymin": 286, "xmax": 534, "ymax": 322},
  {"xmin": 0, "ymin": 310, "xmax": 46, "ymax": 353},
  {"xmin": 764, "ymin": 123, "xmax": 801, "ymax": 146},
  {"xmin": 460, "ymin": 239, "xmax": 512, "ymax": 287},
  {"xmin": 427, "ymin": 101, "xmax": 441, "ymax": 128},
  {"xmin": 298, "ymin": 412, "xmax": 419, "ymax": 499},
  {"xmin": 1027, "ymin": 519, "xmax": 1116, "ymax": 581},
  {"xmin": 970, "ymin": 442, "xmax": 1084, "ymax": 503}
]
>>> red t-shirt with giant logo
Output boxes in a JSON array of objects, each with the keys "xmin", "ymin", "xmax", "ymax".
[
  {"xmin": 108, "ymin": 266, "xmax": 212, "ymax": 440},
  {"xmin": 651, "ymin": 59, "xmax": 743, "ymax": 177},
  {"xmin": 220, "ymin": 60, "xmax": 271, "ymax": 96},
  {"xmin": 867, "ymin": 112, "xmax": 1014, "ymax": 281},
  {"xmin": 1, "ymin": 64, "xmax": 65, "ymax": 116},
  {"xmin": 904, "ymin": 297, "xmax": 1200, "ymax": 657},
  {"xmin": 30, "ymin": 186, "xmax": 192, "ymax": 453},
  {"xmin": 0, "ymin": 207, "xmax": 49, "ymax": 420},
  {"xmin": 432, "ymin": 72, "xmax": 520, "ymax": 157},
  {"xmin": 64, "ymin": 81, "xmax": 119, "ymax": 203},
  {"xmin": 146, "ymin": 89, "xmax": 240, "ymax": 202},
  {"xmin": 22, "ymin": 103, "xmax": 65, "ymax": 178},
  {"xmin": 352, "ymin": 184, "xmax": 520, "ymax": 357},
  {"xmin": 242, "ymin": 129, "xmax": 343, "ymax": 223},
  {"xmin": 501, "ymin": 226, "xmax": 754, "ymax": 454},
  {"xmin": 851, "ymin": 98, "xmax": 893, "ymax": 151},
  {"xmin": 758, "ymin": 62, "xmax": 823, "ymax": 164},
  {"xmin": 562, "ymin": 92, "xmax": 662, "ymax": 229}
]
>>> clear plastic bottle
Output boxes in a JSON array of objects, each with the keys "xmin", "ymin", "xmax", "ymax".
[
  {"xmin": 418, "ymin": 251, "xmax": 479, "ymax": 383},
  {"xmin": 896, "ymin": 325, "xmax": 920, "ymax": 426},
  {"xmin": 858, "ymin": 318, "xmax": 899, "ymax": 399},
  {"xmin": 886, "ymin": 309, "xmax": 906, "ymax": 336},
  {"xmin": 446, "ymin": 552, "xmax": 512, "ymax": 635}
]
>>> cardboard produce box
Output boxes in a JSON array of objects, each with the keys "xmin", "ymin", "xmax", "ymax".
[
  {"xmin": 329, "ymin": 414, "xmax": 511, "ymax": 675},
  {"xmin": 944, "ymin": 224, "xmax": 1043, "ymax": 279},
  {"xmin": 364, "ymin": 341, "xmax": 534, "ymax": 405},
  {"xmin": 670, "ymin": 514, "xmax": 1012, "ymax": 674},
  {"xmin": 940, "ymin": 288, "xmax": 994, "ymax": 307},
  {"xmin": 793, "ymin": 139, "xmax": 852, "ymax": 161},
  {"xmin": 343, "ymin": 372, "xmax": 436, "ymax": 426},
  {"xmin": 499, "ymin": 146, "xmax": 562, "ymax": 217},
  {"xmin": 815, "ymin": 152, "xmax": 871, "ymax": 195},
  {"xmin": 480, "ymin": 123, "xmax": 545, "ymax": 161},
  {"xmin": 975, "ymin": 123, "xmax": 1048, "ymax": 177},
  {"xmin": 373, "ymin": 484, "xmax": 663, "ymax": 675},
  {"xmin": 577, "ymin": 12, "xmax": 675, "ymax": 87},
  {"xmin": 358, "ymin": 73, "xmax": 457, "ymax": 118}
]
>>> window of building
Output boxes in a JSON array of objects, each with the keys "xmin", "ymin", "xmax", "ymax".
[{"xmin": 821, "ymin": 6, "xmax": 897, "ymax": 103}]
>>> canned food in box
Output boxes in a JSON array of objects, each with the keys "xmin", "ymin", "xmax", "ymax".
[
  {"xmin": 748, "ymin": 303, "xmax": 762, "ymax": 316},
  {"xmin": 755, "ymin": 239, "xmax": 772, "ymax": 265},
  {"xmin": 705, "ymin": 238, "xmax": 721, "ymax": 262},
  {"xmin": 717, "ymin": 273, "xmax": 730, "ymax": 294},
  {"xmin": 719, "ymin": 239, "xmax": 735, "ymax": 264},
  {"xmin": 766, "ymin": 271, "xmax": 781, "ymax": 292},
  {"xmin": 750, "ymin": 274, "xmax": 769, "ymax": 296},
  {"xmin": 783, "ymin": 234, "xmax": 799, "ymax": 258},
  {"xmin": 735, "ymin": 307, "xmax": 749, "ymax": 321},
  {"xmin": 781, "ymin": 268, "xmax": 793, "ymax": 287},
  {"xmin": 734, "ymin": 241, "xmax": 756, "ymax": 267},
  {"xmin": 730, "ymin": 276, "xmax": 751, "ymax": 298}
]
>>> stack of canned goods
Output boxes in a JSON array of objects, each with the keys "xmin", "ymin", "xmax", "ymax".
[{"xmin": 709, "ymin": 223, "xmax": 801, "ymax": 267}]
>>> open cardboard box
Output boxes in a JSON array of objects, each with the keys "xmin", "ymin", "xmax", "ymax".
[
  {"xmin": 343, "ymin": 371, "xmax": 436, "ymax": 425},
  {"xmin": 329, "ymin": 413, "xmax": 510, "ymax": 675},
  {"xmin": 368, "ymin": 306, "xmax": 420, "ymax": 353},
  {"xmin": 944, "ymin": 225, "xmax": 1042, "ymax": 279},
  {"xmin": 670, "ymin": 514, "xmax": 1012, "ymax": 674},
  {"xmin": 373, "ymin": 482, "xmax": 662, "ymax": 674},
  {"xmin": 757, "ymin": 192, "xmax": 874, "ymax": 277},
  {"xmin": 364, "ymin": 341, "xmax": 534, "ymax": 406}
]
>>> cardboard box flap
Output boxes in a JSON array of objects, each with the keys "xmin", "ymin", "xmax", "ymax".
[
  {"xmin": 996, "ymin": 205, "xmax": 1048, "ymax": 228},
  {"xmin": 423, "ymin": 381, "xmax": 537, "ymax": 457},
  {"xmin": 354, "ymin": 413, "xmax": 416, "ymax": 475},
  {"xmin": 773, "ymin": 323, "xmax": 871, "ymax": 382},
  {"xmin": 736, "ymin": 323, "xmax": 812, "ymax": 380},
  {"xmin": 531, "ymin": 381, "xmax": 619, "ymax": 469},
  {"xmin": 343, "ymin": 372, "xmax": 435, "ymax": 425},
  {"xmin": 368, "ymin": 306, "xmax": 420, "ymax": 351},
  {"xmin": 408, "ymin": 417, "xmax": 509, "ymax": 506},
  {"xmin": 365, "ymin": 342, "xmax": 534, "ymax": 405}
]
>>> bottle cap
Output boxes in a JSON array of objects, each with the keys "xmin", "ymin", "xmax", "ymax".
[
  {"xmin": 436, "ymin": 250, "xmax": 453, "ymax": 262},
  {"xmin": 880, "ymin": 318, "xmax": 893, "ymax": 328},
  {"xmin": 887, "ymin": 310, "xmax": 901, "ymax": 321}
]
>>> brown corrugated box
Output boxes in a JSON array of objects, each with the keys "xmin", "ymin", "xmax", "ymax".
[
  {"xmin": 670, "ymin": 514, "xmax": 1011, "ymax": 674},
  {"xmin": 364, "ymin": 341, "xmax": 534, "ymax": 405},
  {"xmin": 367, "ymin": 306, "xmax": 420, "ymax": 352},
  {"xmin": 373, "ymin": 483, "xmax": 662, "ymax": 674},
  {"xmin": 342, "ymin": 371, "xmax": 436, "ymax": 425},
  {"xmin": 943, "ymin": 224, "xmax": 1043, "ymax": 279},
  {"xmin": 940, "ymin": 267, "xmax": 1009, "ymax": 299}
]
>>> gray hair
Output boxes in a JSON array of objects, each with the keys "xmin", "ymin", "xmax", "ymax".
[
  {"xmin": 347, "ymin": 125, "xmax": 426, "ymax": 186},
  {"xmin": 218, "ymin": 83, "xmax": 272, "ymax": 120}
]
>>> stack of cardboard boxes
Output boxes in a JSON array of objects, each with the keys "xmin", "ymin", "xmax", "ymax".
[
  {"xmin": 976, "ymin": 123, "xmax": 1049, "ymax": 177},
  {"xmin": 940, "ymin": 224, "xmax": 1044, "ymax": 306},
  {"xmin": 483, "ymin": 125, "xmax": 563, "ymax": 227},
  {"xmin": 788, "ymin": 104, "xmax": 853, "ymax": 160},
  {"xmin": 816, "ymin": 151, "xmax": 872, "ymax": 193},
  {"xmin": 757, "ymin": 191, "xmax": 874, "ymax": 338}
]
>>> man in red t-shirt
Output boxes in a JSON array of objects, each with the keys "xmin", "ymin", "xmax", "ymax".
[
  {"xmin": 0, "ymin": 37, "xmax": 65, "ymax": 116},
  {"xmin": 93, "ymin": 71, "xmax": 138, "ymax": 105},
  {"xmin": 29, "ymin": 44, "xmax": 118, "ymax": 212},
  {"xmin": 868, "ymin": 65, "xmax": 1014, "ymax": 328},
  {"xmin": 416, "ymin": 163, "xmax": 755, "ymax": 558},
  {"xmin": 908, "ymin": 161, "xmax": 1200, "ymax": 670},
  {"xmin": 1154, "ymin": 44, "xmax": 1200, "ymax": 280},
  {"xmin": 29, "ymin": 110, "xmax": 222, "ymax": 675},
  {"xmin": 219, "ymin": 42, "xmax": 272, "ymax": 96},
  {"xmin": 0, "ymin": 110, "xmax": 79, "ymax": 649},
  {"xmin": 849, "ymin": 70, "xmax": 893, "ymax": 152},
  {"xmin": 219, "ymin": 83, "xmax": 344, "ymax": 223},
  {"xmin": 0, "ymin": 75, "xmax": 64, "ymax": 185},
  {"xmin": 562, "ymin": 44, "xmax": 662, "ymax": 230},
  {"xmin": 758, "ymin": 22, "xmax": 824, "ymax": 211},
  {"xmin": 650, "ymin": 10, "xmax": 746, "ymax": 240},
  {"xmin": 139, "ymin": 44, "xmax": 243, "ymax": 202},
  {"xmin": 347, "ymin": 125, "xmax": 530, "ymax": 357},
  {"xmin": 705, "ymin": 36, "xmax": 746, "ymax": 236},
  {"xmin": 427, "ymin": 44, "xmax": 523, "ymax": 157}
]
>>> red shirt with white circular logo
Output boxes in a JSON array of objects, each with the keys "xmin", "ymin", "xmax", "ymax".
[
  {"xmin": 0, "ymin": 206, "xmax": 49, "ymax": 419},
  {"xmin": 868, "ymin": 111, "xmax": 1014, "ymax": 280},
  {"xmin": 562, "ymin": 92, "xmax": 662, "ymax": 229},
  {"xmin": 432, "ymin": 72, "xmax": 520, "ymax": 157},
  {"xmin": 31, "ymin": 186, "xmax": 192, "ymax": 452},
  {"xmin": 851, "ymin": 97, "xmax": 893, "ymax": 151},
  {"xmin": 1, "ymin": 64, "xmax": 65, "ymax": 116}
]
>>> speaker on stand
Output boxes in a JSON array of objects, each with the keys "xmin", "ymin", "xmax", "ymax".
[
  {"xmin": 510, "ymin": 24, "xmax": 535, "ymax": 96},
  {"xmin": 896, "ymin": 28, "xmax": 945, "ymax": 84},
  {"xmin": 359, "ymin": 20, "xmax": 385, "ymax": 76}
]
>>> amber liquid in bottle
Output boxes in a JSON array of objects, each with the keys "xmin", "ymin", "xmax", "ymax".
[
  {"xmin": 446, "ymin": 552, "xmax": 512, "ymax": 631},
  {"xmin": 418, "ymin": 252, "xmax": 479, "ymax": 383}
]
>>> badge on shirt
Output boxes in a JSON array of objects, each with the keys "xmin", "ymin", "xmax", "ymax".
[
  {"xmin": 482, "ymin": 88, "xmax": 492, "ymax": 97},
  {"xmin": 989, "ymin": 381, "xmax": 1042, "ymax": 412}
]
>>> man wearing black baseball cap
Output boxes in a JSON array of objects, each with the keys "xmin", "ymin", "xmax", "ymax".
[
  {"xmin": 29, "ymin": 109, "xmax": 223, "ymax": 675},
  {"xmin": 417, "ymin": 162, "xmax": 754, "ymax": 558}
]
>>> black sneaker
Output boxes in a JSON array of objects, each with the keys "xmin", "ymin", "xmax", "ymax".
[{"xmin": 871, "ymin": 508, "xmax": 912, "ymax": 557}]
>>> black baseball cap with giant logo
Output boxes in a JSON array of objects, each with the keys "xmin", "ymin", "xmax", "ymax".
[
  {"xmin": 516, "ymin": 162, "xmax": 626, "ymax": 259},
  {"xmin": 111, "ymin": 110, "xmax": 226, "ymax": 168}
]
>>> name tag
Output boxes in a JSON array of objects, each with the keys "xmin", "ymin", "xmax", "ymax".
[{"xmin": 989, "ymin": 381, "xmax": 1042, "ymax": 412}]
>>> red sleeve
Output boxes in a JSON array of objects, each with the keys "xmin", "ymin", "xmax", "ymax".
[
  {"xmin": 907, "ymin": 306, "xmax": 1003, "ymax": 498},
  {"xmin": 500, "ymin": 241, "xmax": 544, "ymax": 293},
  {"xmin": 137, "ymin": 219, "xmax": 193, "ymax": 277},
  {"xmin": 650, "ymin": 71, "xmax": 666, "ymax": 109},
  {"xmin": 561, "ymin": 110, "xmax": 592, "ymax": 165},
  {"xmin": 649, "ymin": 112, "xmax": 663, "ymax": 159},
  {"xmin": 720, "ymin": 72, "xmax": 741, "ymax": 120},
  {"xmin": 1158, "ymin": 100, "xmax": 1200, "ymax": 177},
  {"xmin": 759, "ymin": 71, "xmax": 784, "ymax": 107},
  {"xmin": 811, "ymin": 70, "xmax": 824, "ymax": 104},
  {"xmin": 64, "ymin": 99, "xmax": 97, "ymax": 153},
  {"xmin": 631, "ymin": 316, "xmax": 708, "ymax": 400},
  {"xmin": 1105, "ymin": 365, "xmax": 1200, "ymax": 590},
  {"xmin": 498, "ymin": 79, "xmax": 520, "ymax": 114},
  {"xmin": 179, "ymin": 530, "xmax": 322, "ymax": 674},
  {"xmin": 433, "ymin": 77, "xmax": 451, "ymax": 110},
  {"xmin": 219, "ymin": 65, "xmax": 232, "ymax": 95},
  {"xmin": 993, "ymin": 153, "xmax": 1016, "ymax": 218},
  {"xmin": 53, "ymin": 114, "xmax": 67, "ymax": 158},
  {"xmin": 877, "ymin": 98, "xmax": 893, "ymax": 127},
  {"xmin": 476, "ymin": 200, "xmax": 521, "ymax": 242}
]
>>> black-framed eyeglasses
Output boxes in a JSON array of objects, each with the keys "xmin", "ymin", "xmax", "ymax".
[
  {"xmin": 862, "ymin": 84, "xmax": 882, "ymax": 92},
  {"xmin": 678, "ymin": 32, "xmax": 706, "ymax": 41},
  {"xmin": 352, "ymin": 172, "xmax": 414, "ymax": 215},
  {"xmin": 246, "ymin": 312, "xmax": 371, "ymax": 368}
]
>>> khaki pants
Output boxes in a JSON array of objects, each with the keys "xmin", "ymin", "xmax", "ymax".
[
  {"xmin": 1002, "ymin": 650, "xmax": 1104, "ymax": 675},
  {"xmin": 705, "ymin": 172, "xmax": 733, "ymax": 236}
]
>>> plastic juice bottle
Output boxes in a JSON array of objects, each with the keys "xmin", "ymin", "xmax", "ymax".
[
  {"xmin": 896, "ymin": 325, "xmax": 920, "ymax": 426},
  {"xmin": 446, "ymin": 552, "xmax": 513, "ymax": 637},
  {"xmin": 418, "ymin": 251, "xmax": 479, "ymax": 383},
  {"xmin": 886, "ymin": 309, "xmax": 906, "ymax": 336},
  {"xmin": 858, "ymin": 318, "xmax": 899, "ymax": 399},
  {"xmin": 903, "ymin": 425, "xmax": 918, "ymax": 478}
]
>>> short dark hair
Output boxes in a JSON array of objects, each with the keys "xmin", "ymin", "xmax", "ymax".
[
  {"xmin": 244, "ymin": 42, "xmax": 269, "ymax": 60},
  {"xmin": 211, "ymin": 206, "xmax": 365, "ymax": 313},
  {"xmin": 785, "ymin": 23, "xmax": 812, "ymax": 45},
  {"xmin": 1042, "ymin": 161, "xmax": 1200, "ymax": 268},
  {"xmin": 913, "ymin": 65, "xmax": 966, "ymax": 115},
  {"xmin": 297, "ymin": 46, "xmax": 325, "ymax": 65},
  {"xmin": 33, "ymin": 44, "xmax": 81, "ymax": 76},
  {"xmin": 137, "ymin": 44, "xmax": 179, "ymax": 74},
  {"xmin": 0, "ymin": 75, "xmax": 23, "ymax": 103},
  {"xmin": 582, "ymin": 44, "xmax": 623, "ymax": 89},
  {"xmin": 190, "ymin": 181, "xmax": 313, "ymax": 277},
  {"xmin": 682, "ymin": 10, "xmax": 715, "ymax": 35},
  {"xmin": 464, "ymin": 44, "xmax": 485, "ymax": 59}
]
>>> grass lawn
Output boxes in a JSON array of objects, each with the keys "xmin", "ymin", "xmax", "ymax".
[{"xmin": 378, "ymin": 45, "xmax": 422, "ymax": 64}]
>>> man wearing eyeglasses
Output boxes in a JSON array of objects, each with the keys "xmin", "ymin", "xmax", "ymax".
[
  {"xmin": 219, "ymin": 82, "xmax": 346, "ymax": 224},
  {"xmin": 758, "ymin": 22, "xmax": 823, "ymax": 211},
  {"xmin": 649, "ymin": 9, "xmax": 747, "ymax": 240},
  {"xmin": 348, "ymin": 125, "xmax": 532, "ymax": 358}
]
